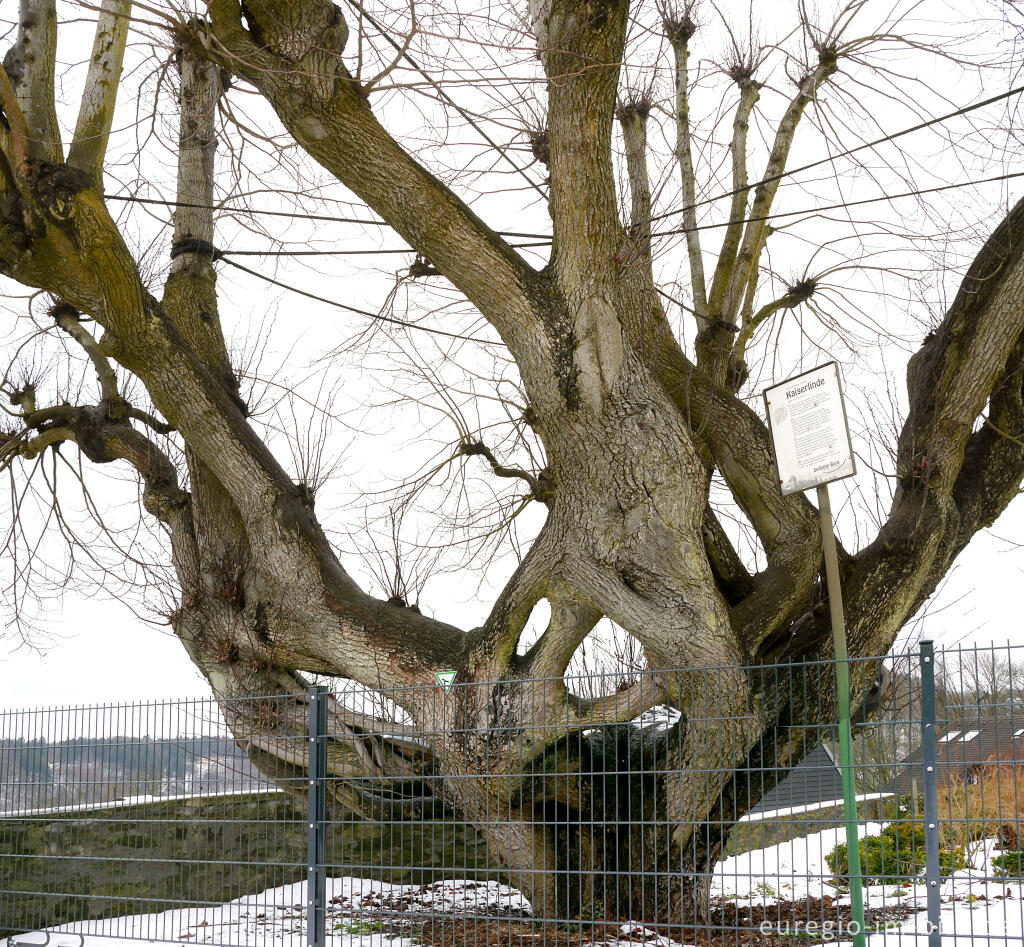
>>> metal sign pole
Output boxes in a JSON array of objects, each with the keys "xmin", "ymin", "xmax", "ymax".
[
  {"xmin": 816, "ymin": 484, "xmax": 866, "ymax": 947},
  {"xmin": 762, "ymin": 363, "xmax": 865, "ymax": 942}
]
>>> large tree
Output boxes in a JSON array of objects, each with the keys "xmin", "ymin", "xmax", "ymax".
[{"xmin": 2, "ymin": 0, "xmax": 1023, "ymax": 927}]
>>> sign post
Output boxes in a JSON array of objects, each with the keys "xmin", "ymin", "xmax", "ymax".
[{"xmin": 764, "ymin": 362, "xmax": 866, "ymax": 947}]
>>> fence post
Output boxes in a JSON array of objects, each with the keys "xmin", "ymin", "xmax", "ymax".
[
  {"xmin": 307, "ymin": 685, "xmax": 328, "ymax": 947},
  {"xmin": 919, "ymin": 641, "xmax": 942, "ymax": 946}
]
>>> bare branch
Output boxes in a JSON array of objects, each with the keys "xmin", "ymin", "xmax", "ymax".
[
  {"xmin": 542, "ymin": 0, "xmax": 629, "ymax": 296},
  {"xmin": 720, "ymin": 44, "xmax": 839, "ymax": 324},
  {"xmin": 706, "ymin": 78, "xmax": 761, "ymax": 318},
  {"xmin": 357, "ymin": 0, "xmax": 417, "ymax": 95},
  {"xmin": 901, "ymin": 195, "xmax": 1024, "ymax": 493},
  {"xmin": 458, "ymin": 437, "xmax": 544, "ymax": 498},
  {"xmin": 203, "ymin": 1, "xmax": 546, "ymax": 354},
  {"xmin": 567, "ymin": 674, "xmax": 664, "ymax": 730},
  {"xmin": 663, "ymin": 5, "xmax": 709, "ymax": 325},
  {"xmin": 525, "ymin": 596, "xmax": 603, "ymax": 680},
  {"xmin": 2, "ymin": 0, "xmax": 62, "ymax": 164},
  {"xmin": 52, "ymin": 303, "xmax": 121, "ymax": 403},
  {"xmin": 734, "ymin": 276, "xmax": 818, "ymax": 363},
  {"xmin": 618, "ymin": 100, "xmax": 653, "ymax": 247},
  {"xmin": 67, "ymin": 1, "xmax": 132, "ymax": 178}
]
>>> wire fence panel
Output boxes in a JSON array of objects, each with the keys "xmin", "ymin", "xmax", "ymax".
[
  {"xmin": 1, "ymin": 643, "xmax": 1022, "ymax": 946},
  {"xmin": 0, "ymin": 695, "xmax": 305, "ymax": 943}
]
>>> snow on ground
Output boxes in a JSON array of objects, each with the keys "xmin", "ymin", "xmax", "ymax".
[
  {"xmin": 713, "ymin": 821, "xmax": 888, "ymax": 904},
  {"xmin": 0, "ymin": 877, "xmax": 699, "ymax": 947},
  {"xmin": 3, "ymin": 826, "xmax": 1020, "ymax": 947},
  {"xmin": 1, "ymin": 878, "xmax": 480, "ymax": 947},
  {"xmin": 714, "ymin": 823, "xmax": 1024, "ymax": 944},
  {"xmin": 631, "ymin": 706, "xmax": 681, "ymax": 731},
  {"xmin": 873, "ymin": 837, "xmax": 1024, "ymax": 945},
  {"xmin": 338, "ymin": 876, "xmax": 532, "ymax": 919}
]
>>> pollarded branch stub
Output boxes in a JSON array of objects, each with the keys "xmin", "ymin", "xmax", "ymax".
[
  {"xmin": 616, "ymin": 94, "xmax": 653, "ymax": 124},
  {"xmin": 528, "ymin": 128, "xmax": 550, "ymax": 167},
  {"xmin": 726, "ymin": 62, "xmax": 759, "ymax": 85},
  {"xmin": 233, "ymin": 0, "xmax": 349, "ymax": 91},
  {"xmin": 785, "ymin": 276, "xmax": 817, "ymax": 304},
  {"xmin": 25, "ymin": 160, "xmax": 91, "ymax": 227},
  {"xmin": 659, "ymin": 0, "xmax": 699, "ymax": 45},
  {"xmin": 8, "ymin": 380, "xmax": 36, "ymax": 414}
]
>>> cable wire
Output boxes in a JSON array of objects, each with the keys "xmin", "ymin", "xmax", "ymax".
[
  {"xmin": 107, "ymin": 84, "xmax": 1024, "ymax": 247},
  {"xmin": 218, "ymin": 257, "xmax": 502, "ymax": 347},
  {"xmin": 219, "ymin": 241, "xmax": 551, "ymax": 257},
  {"xmin": 652, "ymin": 169, "xmax": 1024, "ymax": 240},
  {"xmin": 103, "ymin": 194, "xmax": 547, "ymax": 240},
  {"xmin": 652, "ymin": 83, "xmax": 1024, "ymax": 223},
  {"xmin": 216, "ymin": 166, "xmax": 1021, "ymax": 349},
  {"xmin": 195, "ymin": 169, "xmax": 1024, "ymax": 259}
]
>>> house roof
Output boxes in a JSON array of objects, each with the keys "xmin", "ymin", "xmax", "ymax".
[
  {"xmin": 747, "ymin": 743, "xmax": 845, "ymax": 815},
  {"xmin": 880, "ymin": 715, "xmax": 1024, "ymax": 796}
]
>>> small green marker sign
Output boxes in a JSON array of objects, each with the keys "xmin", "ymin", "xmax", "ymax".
[{"xmin": 435, "ymin": 670, "xmax": 456, "ymax": 693}]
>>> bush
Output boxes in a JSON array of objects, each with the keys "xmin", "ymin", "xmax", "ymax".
[
  {"xmin": 826, "ymin": 821, "xmax": 966, "ymax": 884},
  {"xmin": 992, "ymin": 851, "xmax": 1024, "ymax": 878}
]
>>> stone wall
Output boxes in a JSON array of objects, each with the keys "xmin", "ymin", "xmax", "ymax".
[
  {"xmin": 725, "ymin": 796, "xmax": 894, "ymax": 857},
  {"xmin": 0, "ymin": 791, "xmax": 491, "ymax": 937}
]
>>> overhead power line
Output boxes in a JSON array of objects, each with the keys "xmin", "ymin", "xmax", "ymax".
[
  {"xmin": 107, "ymin": 83, "xmax": 1023, "ymax": 248},
  {"xmin": 218, "ymin": 242, "xmax": 551, "ymax": 258},
  {"xmin": 109, "ymin": 85, "xmax": 1024, "ymax": 275},
  {"xmin": 652, "ymin": 169, "xmax": 1024, "ymax": 240},
  {"xmin": 218, "ymin": 257, "xmax": 502, "ymax": 348},
  {"xmin": 222, "ymin": 248, "xmax": 703, "ymax": 335},
  {"xmin": 103, "ymin": 194, "xmax": 547, "ymax": 240},
  {"xmin": 197, "ymin": 169, "xmax": 1024, "ymax": 260},
  {"xmin": 197, "ymin": 170, "xmax": 1024, "ymax": 351},
  {"xmin": 652, "ymin": 83, "xmax": 1024, "ymax": 224},
  {"xmin": 214, "ymin": 167, "xmax": 1024, "ymax": 332}
]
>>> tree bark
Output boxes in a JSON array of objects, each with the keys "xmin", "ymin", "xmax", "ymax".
[{"xmin": 3, "ymin": 0, "xmax": 1024, "ymax": 929}]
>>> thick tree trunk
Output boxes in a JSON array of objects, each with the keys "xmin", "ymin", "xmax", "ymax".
[
  {"xmin": 458, "ymin": 723, "xmax": 730, "ymax": 927},
  {"xmin": 5, "ymin": 3, "xmax": 1024, "ymax": 937}
]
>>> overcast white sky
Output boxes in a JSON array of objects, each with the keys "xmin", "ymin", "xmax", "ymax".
[{"xmin": 2, "ymin": 0, "xmax": 1023, "ymax": 712}]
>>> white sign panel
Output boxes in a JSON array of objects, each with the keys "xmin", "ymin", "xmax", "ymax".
[
  {"xmin": 763, "ymin": 362, "xmax": 855, "ymax": 496},
  {"xmin": 435, "ymin": 670, "xmax": 457, "ymax": 693}
]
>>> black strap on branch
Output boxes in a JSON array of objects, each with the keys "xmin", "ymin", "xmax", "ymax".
[{"xmin": 170, "ymin": 238, "xmax": 223, "ymax": 261}]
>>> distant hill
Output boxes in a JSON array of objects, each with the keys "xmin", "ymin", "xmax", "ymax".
[{"xmin": 0, "ymin": 735, "xmax": 270, "ymax": 812}]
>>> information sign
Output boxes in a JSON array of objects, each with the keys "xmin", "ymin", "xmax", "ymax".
[{"xmin": 763, "ymin": 362, "xmax": 855, "ymax": 496}]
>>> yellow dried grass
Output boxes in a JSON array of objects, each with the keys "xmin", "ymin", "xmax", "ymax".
[{"xmin": 935, "ymin": 761, "xmax": 1024, "ymax": 849}]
